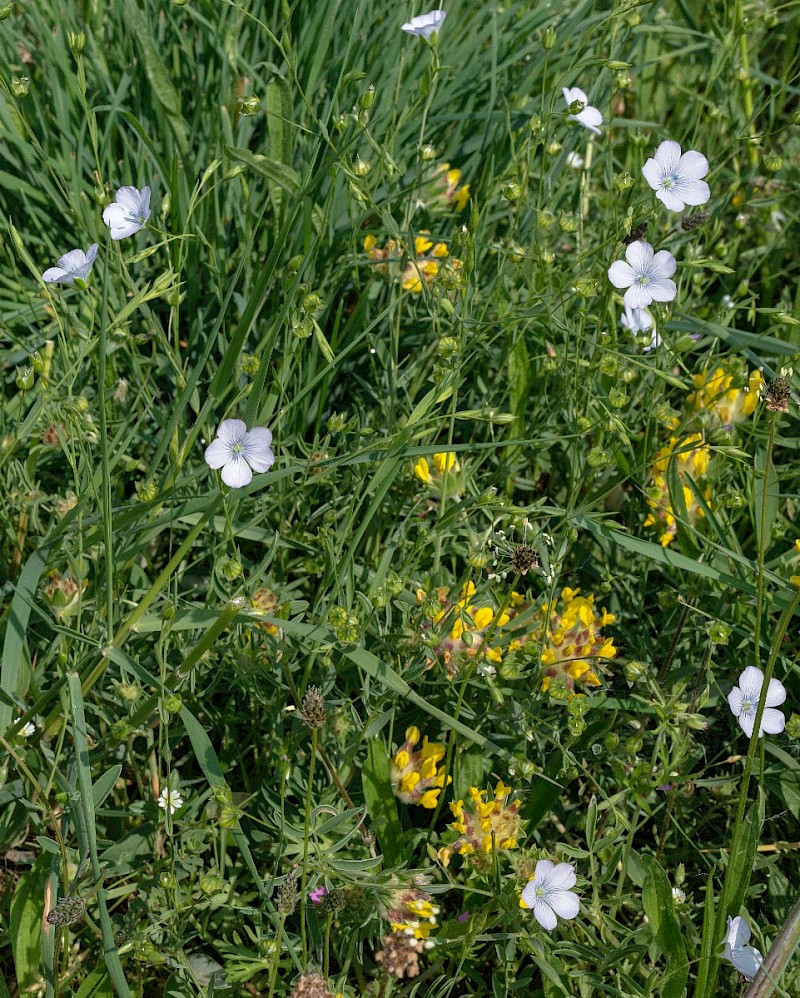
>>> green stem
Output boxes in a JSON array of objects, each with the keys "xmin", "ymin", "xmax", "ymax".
[
  {"xmin": 266, "ymin": 913, "xmax": 289, "ymax": 998},
  {"xmin": 98, "ymin": 239, "xmax": 114, "ymax": 643},
  {"xmin": 300, "ymin": 725, "xmax": 318, "ymax": 967}
]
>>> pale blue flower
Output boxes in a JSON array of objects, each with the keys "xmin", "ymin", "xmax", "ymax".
[
  {"xmin": 42, "ymin": 244, "xmax": 98, "ymax": 285},
  {"xmin": 401, "ymin": 10, "xmax": 446, "ymax": 39},
  {"xmin": 204, "ymin": 419, "xmax": 275, "ymax": 489},
  {"xmin": 103, "ymin": 185, "xmax": 151, "ymax": 239}
]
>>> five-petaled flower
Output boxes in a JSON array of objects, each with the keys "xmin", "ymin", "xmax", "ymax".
[
  {"xmin": 562, "ymin": 87, "xmax": 602, "ymax": 135},
  {"xmin": 42, "ymin": 244, "xmax": 99, "ymax": 286},
  {"xmin": 720, "ymin": 915, "xmax": 763, "ymax": 980},
  {"xmin": 102, "ymin": 185, "xmax": 151, "ymax": 240},
  {"xmin": 204, "ymin": 419, "xmax": 275, "ymax": 489},
  {"xmin": 727, "ymin": 666, "xmax": 786, "ymax": 738},
  {"xmin": 642, "ymin": 140, "xmax": 710, "ymax": 213},
  {"xmin": 520, "ymin": 859, "xmax": 580, "ymax": 931},
  {"xmin": 158, "ymin": 787, "xmax": 184, "ymax": 815},
  {"xmin": 608, "ymin": 240, "xmax": 677, "ymax": 309},
  {"xmin": 401, "ymin": 10, "xmax": 446, "ymax": 39}
]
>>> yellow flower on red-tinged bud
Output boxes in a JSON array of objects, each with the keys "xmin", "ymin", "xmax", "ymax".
[{"xmin": 438, "ymin": 782, "xmax": 522, "ymax": 867}]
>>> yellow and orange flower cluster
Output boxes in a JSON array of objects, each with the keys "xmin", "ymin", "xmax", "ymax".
[
  {"xmin": 390, "ymin": 727, "xmax": 451, "ymax": 809},
  {"xmin": 519, "ymin": 587, "xmax": 616, "ymax": 693},
  {"xmin": 643, "ymin": 433, "xmax": 712, "ymax": 547},
  {"xmin": 417, "ymin": 581, "xmax": 513, "ymax": 677},
  {"xmin": 689, "ymin": 364, "xmax": 763, "ymax": 427},
  {"xmin": 364, "ymin": 233, "xmax": 462, "ymax": 294},
  {"xmin": 438, "ymin": 781, "xmax": 521, "ymax": 867}
]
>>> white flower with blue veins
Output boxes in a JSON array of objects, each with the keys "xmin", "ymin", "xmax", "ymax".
[
  {"xmin": 608, "ymin": 240, "xmax": 677, "ymax": 310},
  {"xmin": 721, "ymin": 915, "xmax": 763, "ymax": 980},
  {"xmin": 727, "ymin": 666, "xmax": 786, "ymax": 738},
  {"xmin": 42, "ymin": 244, "xmax": 98, "ymax": 285},
  {"xmin": 562, "ymin": 87, "xmax": 602, "ymax": 135},
  {"xmin": 642, "ymin": 140, "xmax": 710, "ymax": 212},
  {"xmin": 102, "ymin": 185, "xmax": 151, "ymax": 240},
  {"xmin": 520, "ymin": 859, "xmax": 580, "ymax": 930},
  {"xmin": 204, "ymin": 419, "xmax": 275, "ymax": 489},
  {"xmin": 401, "ymin": 10, "xmax": 446, "ymax": 39}
]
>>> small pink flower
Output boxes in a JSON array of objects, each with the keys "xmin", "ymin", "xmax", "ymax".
[{"xmin": 309, "ymin": 886, "xmax": 329, "ymax": 904}]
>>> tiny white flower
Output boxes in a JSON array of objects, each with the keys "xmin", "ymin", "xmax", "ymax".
[
  {"xmin": 642, "ymin": 140, "xmax": 710, "ymax": 212},
  {"xmin": 643, "ymin": 328, "xmax": 662, "ymax": 353},
  {"xmin": 565, "ymin": 151, "xmax": 584, "ymax": 169},
  {"xmin": 562, "ymin": 87, "xmax": 602, "ymax": 136},
  {"xmin": 721, "ymin": 294, "xmax": 734, "ymax": 309},
  {"xmin": 102, "ymin": 185, "xmax": 151, "ymax": 240},
  {"xmin": 21, "ymin": 721, "xmax": 36, "ymax": 737},
  {"xmin": 720, "ymin": 915, "xmax": 763, "ymax": 981},
  {"xmin": 520, "ymin": 859, "xmax": 580, "ymax": 931},
  {"xmin": 401, "ymin": 10, "xmax": 446, "ymax": 39},
  {"xmin": 608, "ymin": 240, "xmax": 677, "ymax": 309},
  {"xmin": 672, "ymin": 887, "xmax": 686, "ymax": 905},
  {"xmin": 727, "ymin": 666, "xmax": 786, "ymax": 738},
  {"xmin": 204, "ymin": 418, "xmax": 275, "ymax": 489},
  {"xmin": 42, "ymin": 244, "xmax": 99, "ymax": 285},
  {"xmin": 158, "ymin": 787, "xmax": 184, "ymax": 815}
]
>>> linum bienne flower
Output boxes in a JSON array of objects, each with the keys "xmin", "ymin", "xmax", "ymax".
[
  {"xmin": 520, "ymin": 859, "xmax": 580, "ymax": 931},
  {"xmin": 102, "ymin": 185, "xmax": 151, "ymax": 240},
  {"xmin": 401, "ymin": 10, "xmax": 446, "ymax": 39},
  {"xmin": 562, "ymin": 87, "xmax": 602, "ymax": 135},
  {"xmin": 727, "ymin": 666, "xmax": 786, "ymax": 738},
  {"xmin": 642, "ymin": 140, "xmax": 710, "ymax": 212},
  {"xmin": 608, "ymin": 240, "xmax": 677, "ymax": 309},
  {"xmin": 720, "ymin": 915, "xmax": 763, "ymax": 980},
  {"xmin": 204, "ymin": 419, "xmax": 275, "ymax": 489},
  {"xmin": 42, "ymin": 244, "xmax": 98, "ymax": 286}
]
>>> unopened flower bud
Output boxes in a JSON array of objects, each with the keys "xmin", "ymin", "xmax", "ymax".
[
  {"xmin": 541, "ymin": 26, "xmax": 557, "ymax": 49},
  {"xmin": 609, "ymin": 387, "xmax": 628, "ymax": 408},
  {"xmin": 200, "ymin": 872, "xmax": 225, "ymax": 894},
  {"xmin": 624, "ymin": 660, "xmax": 648, "ymax": 683},
  {"xmin": 353, "ymin": 156, "xmax": 371, "ymax": 176},
  {"xmin": 0, "ymin": 4, "xmax": 13, "ymax": 19},
  {"xmin": 574, "ymin": 277, "xmax": 597, "ymax": 296},
  {"xmin": 545, "ymin": 140, "xmax": 562, "ymax": 155},
  {"xmin": 29, "ymin": 350, "xmax": 44, "ymax": 374},
  {"xmin": 615, "ymin": 71, "xmax": 632, "ymax": 90},
  {"xmin": 614, "ymin": 171, "xmax": 634, "ymax": 192},
  {"xmin": 15, "ymin": 366, "xmax": 34, "ymax": 390},
  {"xmin": 502, "ymin": 182, "xmax": 522, "ymax": 201},
  {"xmin": 763, "ymin": 152, "xmax": 783, "ymax": 172},
  {"xmin": 135, "ymin": 480, "xmax": 158, "ymax": 502},
  {"xmin": 220, "ymin": 557, "xmax": 242, "ymax": 581},
  {"xmin": 287, "ymin": 254, "xmax": 303, "ymax": 273},
  {"xmin": 419, "ymin": 143, "xmax": 437, "ymax": 161},
  {"xmin": 559, "ymin": 213, "xmax": 578, "ymax": 233},
  {"xmin": 237, "ymin": 95, "xmax": 260, "ymax": 116},
  {"xmin": 358, "ymin": 84, "xmax": 375, "ymax": 109},
  {"xmin": 163, "ymin": 693, "xmax": 182, "ymax": 713},
  {"xmin": 68, "ymin": 30, "xmax": 85, "ymax": 54},
  {"xmin": 437, "ymin": 336, "xmax": 459, "ymax": 358},
  {"xmin": 11, "ymin": 76, "xmax": 29, "ymax": 98}
]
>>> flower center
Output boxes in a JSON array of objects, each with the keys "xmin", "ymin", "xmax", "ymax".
[
  {"xmin": 232, "ymin": 442, "xmax": 245, "ymax": 455},
  {"xmin": 741, "ymin": 697, "xmax": 753, "ymax": 713},
  {"xmin": 636, "ymin": 274, "xmax": 651, "ymax": 286},
  {"xmin": 534, "ymin": 886, "xmax": 546, "ymax": 899},
  {"xmin": 662, "ymin": 174, "xmax": 676, "ymax": 189}
]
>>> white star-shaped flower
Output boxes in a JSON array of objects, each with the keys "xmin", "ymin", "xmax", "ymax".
[
  {"xmin": 204, "ymin": 418, "xmax": 275, "ymax": 489},
  {"xmin": 42, "ymin": 244, "xmax": 99, "ymax": 286},
  {"xmin": 562, "ymin": 87, "xmax": 602, "ymax": 135},
  {"xmin": 158, "ymin": 787, "xmax": 184, "ymax": 815},
  {"xmin": 102, "ymin": 185, "xmax": 151, "ymax": 240},
  {"xmin": 720, "ymin": 915, "xmax": 763, "ymax": 980},
  {"xmin": 401, "ymin": 10, "xmax": 446, "ymax": 39},
  {"xmin": 727, "ymin": 666, "xmax": 786, "ymax": 738},
  {"xmin": 520, "ymin": 859, "xmax": 580, "ymax": 931},
  {"xmin": 642, "ymin": 140, "xmax": 710, "ymax": 212},
  {"xmin": 608, "ymin": 240, "xmax": 677, "ymax": 309}
]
